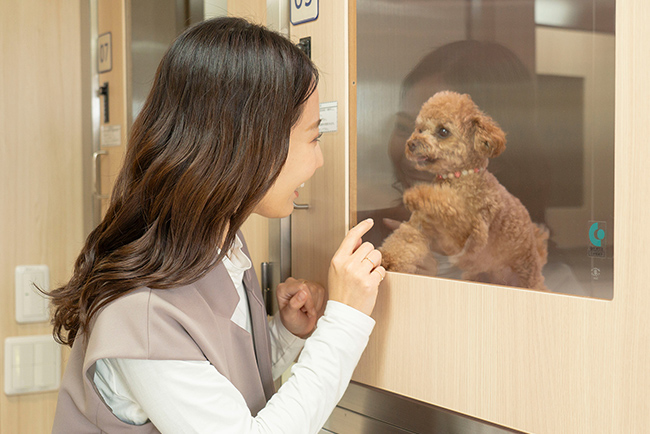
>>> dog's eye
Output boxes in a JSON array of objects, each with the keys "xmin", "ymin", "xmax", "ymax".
[{"xmin": 436, "ymin": 127, "xmax": 450, "ymax": 138}]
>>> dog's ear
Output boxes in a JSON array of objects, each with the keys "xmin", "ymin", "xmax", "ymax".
[{"xmin": 471, "ymin": 112, "xmax": 506, "ymax": 158}]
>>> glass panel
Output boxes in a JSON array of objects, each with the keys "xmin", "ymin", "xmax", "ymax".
[{"xmin": 356, "ymin": 0, "xmax": 615, "ymax": 299}]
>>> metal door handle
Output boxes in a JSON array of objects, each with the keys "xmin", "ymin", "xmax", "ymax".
[
  {"xmin": 293, "ymin": 202, "xmax": 309, "ymax": 210},
  {"xmin": 93, "ymin": 150, "xmax": 109, "ymax": 200},
  {"xmin": 98, "ymin": 82, "xmax": 109, "ymax": 123},
  {"xmin": 261, "ymin": 262, "xmax": 274, "ymax": 315}
]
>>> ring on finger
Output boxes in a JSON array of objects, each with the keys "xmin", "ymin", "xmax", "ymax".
[
  {"xmin": 363, "ymin": 257, "xmax": 376, "ymax": 267},
  {"xmin": 373, "ymin": 268, "xmax": 385, "ymax": 281}
]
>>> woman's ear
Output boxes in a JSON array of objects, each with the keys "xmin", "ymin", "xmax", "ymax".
[{"xmin": 472, "ymin": 113, "xmax": 506, "ymax": 158}]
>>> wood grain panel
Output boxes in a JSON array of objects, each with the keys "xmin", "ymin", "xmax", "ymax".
[
  {"xmin": 348, "ymin": 0, "xmax": 358, "ymax": 227},
  {"xmin": 0, "ymin": 1, "xmax": 84, "ymax": 432},
  {"xmin": 351, "ymin": 0, "xmax": 650, "ymax": 432},
  {"xmin": 228, "ymin": 0, "xmax": 267, "ymax": 25},
  {"xmin": 98, "ymin": 0, "xmax": 129, "ymax": 216},
  {"xmin": 228, "ymin": 0, "xmax": 270, "ymax": 279},
  {"xmin": 241, "ymin": 215, "xmax": 270, "ymax": 284},
  {"xmin": 291, "ymin": 0, "xmax": 349, "ymax": 287}
]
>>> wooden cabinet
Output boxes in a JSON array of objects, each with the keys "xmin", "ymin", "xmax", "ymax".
[{"xmin": 292, "ymin": 1, "xmax": 650, "ymax": 432}]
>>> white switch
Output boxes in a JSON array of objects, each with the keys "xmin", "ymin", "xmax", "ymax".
[
  {"xmin": 4, "ymin": 335, "xmax": 61, "ymax": 395},
  {"xmin": 15, "ymin": 265, "xmax": 50, "ymax": 323},
  {"xmin": 12, "ymin": 343, "xmax": 34, "ymax": 389},
  {"xmin": 34, "ymin": 341, "xmax": 57, "ymax": 387}
]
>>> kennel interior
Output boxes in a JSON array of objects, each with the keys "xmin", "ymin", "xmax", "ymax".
[{"xmin": 355, "ymin": 0, "xmax": 615, "ymax": 299}]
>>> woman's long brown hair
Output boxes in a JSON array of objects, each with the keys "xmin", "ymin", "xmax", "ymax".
[{"xmin": 49, "ymin": 17, "xmax": 318, "ymax": 346}]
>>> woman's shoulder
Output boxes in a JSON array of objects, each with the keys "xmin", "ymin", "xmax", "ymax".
[
  {"xmin": 86, "ymin": 278, "xmax": 223, "ymax": 362},
  {"xmin": 94, "ymin": 261, "xmax": 240, "ymax": 330}
]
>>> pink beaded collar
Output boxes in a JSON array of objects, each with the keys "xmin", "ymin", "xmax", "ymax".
[{"xmin": 435, "ymin": 167, "xmax": 484, "ymax": 181}]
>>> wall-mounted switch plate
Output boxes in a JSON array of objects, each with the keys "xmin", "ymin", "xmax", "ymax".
[
  {"xmin": 15, "ymin": 265, "xmax": 50, "ymax": 323},
  {"xmin": 4, "ymin": 335, "xmax": 61, "ymax": 395}
]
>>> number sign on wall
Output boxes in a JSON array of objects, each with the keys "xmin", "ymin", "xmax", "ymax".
[
  {"xmin": 98, "ymin": 32, "xmax": 112, "ymax": 73},
  {"xmin": 290, "ymin": 0, "xmax": 319, "ymax": 25}
]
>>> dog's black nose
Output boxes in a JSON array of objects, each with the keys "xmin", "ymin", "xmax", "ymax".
[{"xmin": 407, "ymin": 139, "xmax": 421, "ymax": 152}]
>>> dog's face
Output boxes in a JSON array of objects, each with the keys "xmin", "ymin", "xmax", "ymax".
[{"xmin": 405, "ymin": 91, "xmax": 506, "ymax": 174}]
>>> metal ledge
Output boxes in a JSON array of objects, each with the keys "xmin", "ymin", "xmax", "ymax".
[{"xmin": 322, "ymin": 382, "xmax": 524, "ymax": 434}]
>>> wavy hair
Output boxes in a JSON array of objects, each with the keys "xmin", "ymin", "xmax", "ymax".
[{"xmin": 50, "ymin": 17, "xmax": 318, "ymax": 346}]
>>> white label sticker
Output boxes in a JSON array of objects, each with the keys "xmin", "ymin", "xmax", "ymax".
[
  {"xmin": 98, "ymin": 32, "xmax": 112, "ymax": 73},
  {"xmin": 290, "ymin": 0, "xmax": 319, "ymax": 25},
  {"xmin": 100, "ymin": 125, "xmax": 121, "ymax": 147},
  {"xmin": 319, "ymin": 101, "xmax": 337, "ymax": 133}
]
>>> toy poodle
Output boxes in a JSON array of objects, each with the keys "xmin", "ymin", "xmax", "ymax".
[{"xmin": 379, "ymin": 91, "xmax": 548, "ymax": 290}]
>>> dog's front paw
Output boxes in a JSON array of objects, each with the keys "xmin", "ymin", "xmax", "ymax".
[
  {"xmin": 379, "ymin": 246, "xmax": 418, "ymax": 274},
  {"xmin": 378, "ymin": 221, "xmax": 435, "ymax": 274},
  {"xmin": 403, "ymin": 184, "xmax": 436, "ymax": 212},
  {"xmin": 403, "ymin": 184, "xmax": 461, "ymax": 218}
]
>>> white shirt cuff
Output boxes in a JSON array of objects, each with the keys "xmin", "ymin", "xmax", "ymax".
[
  {"xmin": 269, "ymin": 315, "xmax": 306, "ymax": 380},
  {"xmin": 321, "ymin": 300, "xmax": 376, "ymax": 334}
]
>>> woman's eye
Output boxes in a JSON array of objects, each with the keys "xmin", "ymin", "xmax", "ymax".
[
  {"xmin": 314, "ymin": 133, "xmax": 323, "ymax": 143},
  {"xmin": 437, "ymin": 127, "xmax": 450, "ymax": 138},
  {"xmin": 395, "ymin": 122, "xmax": 413, "ymax": 136}
]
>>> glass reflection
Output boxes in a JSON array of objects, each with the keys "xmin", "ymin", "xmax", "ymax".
[{"xmin": 356, "ymin": 0, "xmax": 615, "ymax": 298}]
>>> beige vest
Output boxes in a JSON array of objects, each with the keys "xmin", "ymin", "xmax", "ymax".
[{"xmin": 52, "ymin": 238, "xmax": 275, "ymax": 433}]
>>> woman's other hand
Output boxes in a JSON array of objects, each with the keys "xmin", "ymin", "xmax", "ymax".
[
  {"xmin": 328, "ymin": 219, "xmax": 385, "ymax": 316},
  {"xmin": 277, "ymin": 277, "xmax": 327, "ymax": 338}
]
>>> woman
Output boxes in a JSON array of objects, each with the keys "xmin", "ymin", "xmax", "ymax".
[{"xmin": 50, "ymin": 17, "xmax": 384, "ymax": 433}]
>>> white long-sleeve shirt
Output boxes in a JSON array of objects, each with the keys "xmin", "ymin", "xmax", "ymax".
[{"xmin": 93, "ymin": 237, "xmax": 375, "ymax": 433}]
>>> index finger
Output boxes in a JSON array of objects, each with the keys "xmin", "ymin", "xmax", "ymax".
[{"xmin": 335, "ymin": 218, "xmax": 375, "ymax": 256}]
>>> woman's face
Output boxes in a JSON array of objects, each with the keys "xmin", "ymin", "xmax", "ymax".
[
  {"xmin": 389, "ymin": 75, "xmax": 445, "ymax": 188},
  {"xmin": 254, "ymin": 88, "xmax": 323, "ymax": 218}
]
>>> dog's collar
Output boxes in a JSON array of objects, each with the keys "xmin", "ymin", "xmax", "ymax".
[{"xmin": 435, "ymin": 167, "xmax": 484, "ymax": 180}]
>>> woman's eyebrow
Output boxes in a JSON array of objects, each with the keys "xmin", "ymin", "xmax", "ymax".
[{"xmin": 395, "ymin": 111, "xmax": 415, "ymax": 124}]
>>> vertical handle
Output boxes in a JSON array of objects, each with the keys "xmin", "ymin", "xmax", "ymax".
[
  {"xmin": 279, "ymin": 216, "xmax": 291, "ymax": 282},
  {"xmin": 92, "ymin": 150, "xmax": 109, "ymax": 200},
  {"xmin": 98, "ymin": 82, "xmax": 109, "ymax": 123},
  {"xmin": 261, "ymin": 262, "xmax": 273, "ymax": 315}
]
